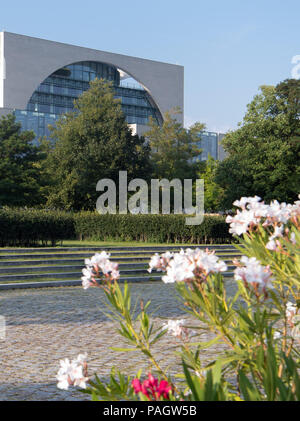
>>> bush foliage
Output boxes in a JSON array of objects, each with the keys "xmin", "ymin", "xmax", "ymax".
[
  {"xmin": 74, "ymin": 213, "xmax": 231, "ymax": 244},
  {"xmin": 0, "ymin": 208, "xmax": 75, "ymax": 247},
  {"xmin": 0, "ymin": 208, "xmax": 232, "ymax": 247}
]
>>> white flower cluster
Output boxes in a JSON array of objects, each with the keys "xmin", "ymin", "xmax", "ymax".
[
  {"xmin": 265, "ymin": 225, "xmax": 284, "ymax": 251},
  {"xmin": 226, "ymin": 195, "xmax": 300, "ymax": 237},
  {"xmin": 149, "ymin": 248, "xmax": 227, "ymax": 284},
  {"xmin": 286, "ymin": 301, "xmax": 298, "ymax": 322},
  {"xmin": 162, "ymin": 319, "xmax": 186, "ymax": 338},
  {"xmin": 234, "ymin": 256, "xmax": 274, "ymax": 293},
  {"xmin": 285, "ymin": 302, "xmax": 300, "ymax": 341},
  {"xmin": 148, "ymin": 252, "xmax": 174, "ymax": 273},
  {"xmin": 56, "ymin": 353, "xmax": 89, "ymax": 390},
  {"xmin": 81, "ymin": 251, "xmax": 120, "ymax": 289}
]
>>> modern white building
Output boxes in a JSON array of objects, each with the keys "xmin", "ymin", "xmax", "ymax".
[{"xmin": 0, "ymin": 32, "xmax": 184, "ymax": 140}]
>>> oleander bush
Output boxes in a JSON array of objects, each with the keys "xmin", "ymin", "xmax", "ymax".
[
  {"xmin": 0, "ymin": 209, "xmax": 232, "ymax": 246},
  {"xmin": 56, "ymin": 195, "xmax": 300, "ymax": 401}
]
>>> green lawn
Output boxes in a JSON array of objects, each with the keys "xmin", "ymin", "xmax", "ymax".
[{"xmin": 56, "ymin": 240, "xmax": 235, "ymax": 248}]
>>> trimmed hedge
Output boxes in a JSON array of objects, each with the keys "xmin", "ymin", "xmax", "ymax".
[
  {"xmin": 0, "ymin": 208, "xmax": 232, "ymax": 246},
  {"xmin": 0, "ymin": 208, "xmax": 75, "ymax": 247},
  {"xmin": 74, "ymin": 213, "xmax": 232, "ymax": 244}
]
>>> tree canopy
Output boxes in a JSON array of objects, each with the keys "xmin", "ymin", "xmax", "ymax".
[
  {"xmin": 44, "ymin": 78, "xmax": 152, "ymax": 210},
  {"xmin": 0, "ymin": 114, "xmax": 43, "ymax": 207},
  {"xmin": 215, "ymin": 79, "xmax": 300, "ymax": 208},
  {"xmin": 144, "ymin": 109, "xmax": 204, "ymax": 180},
  {"xmin": 197, "ymin": 155, "xmax": 225, "ymax": 212}
]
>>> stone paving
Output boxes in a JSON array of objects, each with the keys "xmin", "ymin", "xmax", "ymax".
[{"xmin": 0, "ymin": 282, "xmax": 233, "ymax": 401}]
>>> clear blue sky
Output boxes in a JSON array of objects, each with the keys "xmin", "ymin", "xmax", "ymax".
[{"xmin": 1, "ymin": 0, "xmax": 299, "ymax": 133}]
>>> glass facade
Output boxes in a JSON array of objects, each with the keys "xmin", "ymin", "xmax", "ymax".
[
  {"xmin": 195, "ymin": 131, "xmax": 220, "ymax": 161},
  {"xmin": 14, "ymin": 61, "xmax": 162, "ymax": 141}
]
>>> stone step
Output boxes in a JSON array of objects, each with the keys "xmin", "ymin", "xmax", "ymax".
[
  {"xmin": 0, "ymin": 245, "xmax": 240, "ymax": 288},
  {"xmin": 0, "ymin": 251, "xmax": 241, "ymax": 263},
  {"xmin": 0, "ymin": 268, "xmax": 150, "ymax": 281},
  {"xmin": 0, "ymin": 265, "xmax": 237, "ymax": 281},
  {"xmin": 0, "ymin": 256, "xmax": 151, "ymax": 266},
  {"xmin": 0, "ymin": 271, "xmax": 235, "ymax": 289},
  {"xmin": 0, "ymin": 250, "xmax": 239, "ymax": 260},
  {"xmin": 0, "ymin": 262, "xmax": 147, "ymax": 274},
  {"xmin": 0, "ymin": 277, "xmax": 160, "ymax": 290},
  {"xmin": 0, "ymin": 254, "xmax": 242, "ymax": 267}
]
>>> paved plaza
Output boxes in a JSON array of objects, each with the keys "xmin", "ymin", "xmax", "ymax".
[{"xmin": 0, "ymin": 282, "xmax": 232, "ymax": 401}]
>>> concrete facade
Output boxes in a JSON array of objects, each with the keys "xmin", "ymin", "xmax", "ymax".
[
  {"xmin": 0, "ymin": 107, "xmax": 12, "ymax": 118},
  {"xmin": 0, "ymin": 32, "xmax": 184, "ymax": 124}
]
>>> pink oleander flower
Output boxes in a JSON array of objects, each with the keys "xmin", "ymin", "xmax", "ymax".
[
  {"xmin": 132, "ymin": 373, "xmax": 172, "ymax": 401},
  {"xmin": 56, "ymin": 353, "xmax": 89, "ymax": 390},
  {"xmin": 81, "ymin": 251, "xmax": 120, "ymax": 289},
  {"xmin": 234, "ymin": 256, "xmax": 274, "ymax": 298}
]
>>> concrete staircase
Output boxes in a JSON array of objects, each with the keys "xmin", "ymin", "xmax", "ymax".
[{"xmin": 0, "ymin": 245, "xmax": 242, "ymax": 289}]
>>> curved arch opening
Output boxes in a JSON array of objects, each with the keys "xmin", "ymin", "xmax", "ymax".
[{"xmin": 15, "ymin": 60, "xmax": 163, "ymax": 141}]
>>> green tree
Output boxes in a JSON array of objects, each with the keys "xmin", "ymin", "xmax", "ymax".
[
  {"xmin": 215, "ymin": 79, "xmax": 300, "ymax": 208},
  {"xmin": 144, "ymin": 109, "xmax": 204, "ymax": 180},
  {"xmin": 0, "ymin": 113, "xmax": 43, "ymax": 206},
  {"xmin": 198, "ymin": 155, "xmax": 224, "ymax": 212},
  {"xmin": 44, "ymin": 78, "xmax": 152, "ymax": 210}
]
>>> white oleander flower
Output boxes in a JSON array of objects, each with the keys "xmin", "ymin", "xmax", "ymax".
[
  {"xmin": 234, "ymin": 256, "xmax": 274, "ymax": 291},
  {"xmin": 226, "ymin": 209, "xmax": 258, "ymax": 235},
  {"xmin": 273, "ymin": 331, "xmax": 281, "ymax": 340},
  {"xmin": 100, "ymin": 260, "xmax": 119, "ymax": 276},
  {"xmin": 191, "ymin": 249, "xmax": 228, "ymax": 274},
  {"xmin": 162, "ymin": 253, "xmax": 195, "ymax": 283},
  {"xmin": 148, "ymin": 254, "xmax": 161, "ymax": 273},
  {"xmin": 290, "ymin": 232, "xmax": 296, "ymax": 244},
  {"xmin": 227, "ymin": 195, "xmax": 300, "ymax": 235},
  {"xmin": 291, "ymin": 315, "xmax": 300, "ymax": 340},
  {"xmin": 82, "ymin": 252, "xmax": 120, "ymax": 288},
  {"xmin": 266, "ymin": 239, "xmax": 277, "ymax": 251},
  {"xmin": 148, "ymin": 252, "xmax": 173, "ymax": 273},
  {"xmin": 151, "ymin": 248, "xmax": 227, "ymax": 283},
  {"xmin": 264, "ymin": 200, "xmax": 291, "ymax": 225},
  {"xmin": 162, "ymin": 319, "xmax": 186, "ymax": 338},
  {"xmin": 286, "ymin": 302, "xmax": 297, "ymax": 320},
  {"xmin": 81, "ymin": 267, "xmax": 93, "ymax": 290},
  {"xmin": 84, "ymin": 251, "xmax": 111, "ymax": 267},
  {"xmin": 269, "ymin": 225, "xmax": 284, "ymax": 241},
  {"xmin": 56, "ymin": 353, "xmax": 88, "ymax": 390},
  {"xmin": 74, "ymin": 353, "xmax": 88, "ymax": 364},
  {"xmin": 233, "ymin": 196, "xmax": 262, "ymax": 210},
  {"xmin": 290, "ymin": 196, "xmax": 300, "ymax": 218}
]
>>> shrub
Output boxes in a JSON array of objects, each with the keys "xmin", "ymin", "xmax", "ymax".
[
  {"xmin": 0, "ymin": 208, "xmax": 75, "ymax": 247},
  {"xmin": 74, "ymin": 213, "xmax": 232, "ymax": 244},
  {"xmin": 0, "ymin": 209, "xmax": 232, "ymax": 247},
  {"xmin": 56, "ymin": 195, "xmax": 300, "ymax": 401}
]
